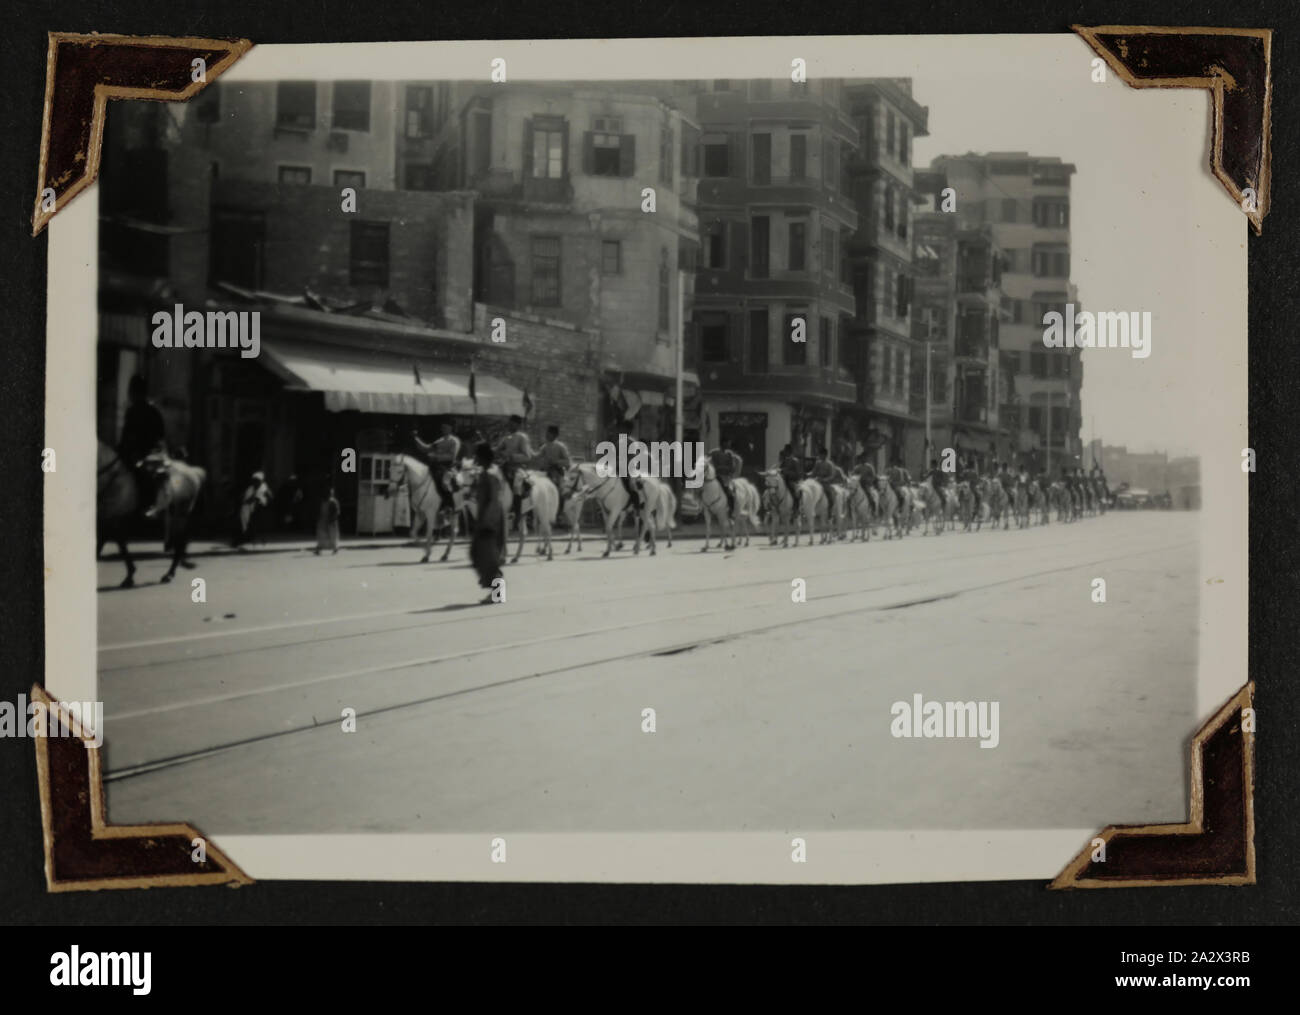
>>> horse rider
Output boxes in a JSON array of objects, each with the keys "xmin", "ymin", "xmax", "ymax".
[
  {"xmin": 493, "ymin": 415, "xmax": 535, "ymax": 513},
  {"xmin": 118, "ymin": 374, "xmax": 167, "ymax": 500},
  {"xmin": 533, "ymin": 424, "xmax": 572, "ymax": 510},
  {"xmin": 959, "ymin": 455, "xmax": 981, "ymax": 517},
  {"xmin": 928, "ymin": 456, "xmax": 950, "ymax": 495},
  {"xmin": 997, "ymin": 461, "xmax": 1016, "ymax": 502},
  {"xmin": 1090, "ymin": 462, "xmax": 1109, "ymax": 503},
  {"xmin": 411, "ymin": 420, "xmax": 461, "ymax": 497},
  {"xmin": 852, "ymin": 453, "xmax": 877, "ymax": 510},
  {"xmin": 708, "ymin": 439, "xmax": 743, "ymax": 516},
  {"xmin": 887, "ymin": 457, "xmax": 911, "ymax": 520},
  {"xmin": 778, "ymin": 443, "xmax": 803, "ymax": 513},
  {"xmin": 811, "ymin": 446, "xmax": 839, "ymax": 509}
]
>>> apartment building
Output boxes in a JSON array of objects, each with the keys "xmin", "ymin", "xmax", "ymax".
[{"xmin": 929, "ymin": 152, "xmax": 1082, "ymax": 470}]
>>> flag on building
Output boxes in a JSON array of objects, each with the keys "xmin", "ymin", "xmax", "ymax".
[
  {"xmin": 522, "ymin": 386, "xmax": 534, "ymax": 418},
  {"xmin": 412, "ymin": 363, "xmax": 423, "ymax": 387},
  {"xmin": 468, "ymin": 360, "xmax": 477, "ymax": 405}
]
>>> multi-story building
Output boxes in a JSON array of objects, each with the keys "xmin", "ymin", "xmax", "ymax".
[
  {"xmin": 98, "ymin": 82, "xmax": 604, "ymax": 534},
  {"xmin": 910, "ymin": 169, "xmax": 1004, "ymax": 470},
  {"xmin": 929, "ymin": 152, "xmax": 1081, "ymax": 471},
  {"xmin": 675, "ymin": 78, "xmax": 861, "ymax": 475},
  {"xmin": 413, "ymin": 81, "xmax": 702, "ymax": 446}
]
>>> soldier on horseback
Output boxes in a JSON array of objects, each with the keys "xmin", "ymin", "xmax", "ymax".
[
  {"xmin": 534, "ymin": 424, "xmax": 572, "ymax": 511},
  {"xmin": 708, "ymin": 439, "xmax": 743, "ymax": 516},
  {"xmin": 811, "ymin": 446, "xmax": 838, "ymax": 509},
  {"xmin": 959, "ymin": 455, "xmax": 981, "ymax": 519},
  {"xmin": 411, "ymin": 420, "xmax": 461, "ymax": 498},
  {"xmin": 778, "ymin": 443, "xmax": 804, "ymax": 513},
  {"xmin": 118, "ymin": 375, "xmax": 167, "ymax": 503},
  {"xmin": 494, "ymin": 415, "xmax": 535, "ymax": 515},
  {"xmin": 887, "ymin": 456, "xmax": 911, "ymax": 523}
]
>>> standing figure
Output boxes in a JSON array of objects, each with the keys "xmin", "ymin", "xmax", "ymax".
[
  {"xmin": 314, "ymin": 485, "xmax": 340, "ymax": 555},
  {"xmin": 469, "ymin": 443, "xmax": 506, "ymax": 604},
  {"xmin": 236, "ymin": 471, "xmax": 272, "ymax": 547}
]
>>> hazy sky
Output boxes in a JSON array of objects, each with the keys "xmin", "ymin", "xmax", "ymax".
[{"xmin": 908, "ymin": 37, "xmax": 1243, "ymax": 459}]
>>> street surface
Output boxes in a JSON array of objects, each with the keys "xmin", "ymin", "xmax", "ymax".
[{"xmin": 98, "ymin": 511, "xmax": 1197, "ymax": 834}]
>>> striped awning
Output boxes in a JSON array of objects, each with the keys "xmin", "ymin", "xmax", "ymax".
[{"xmin": 261, "ymin": 340, "xmax": 526, "ymax": 416}]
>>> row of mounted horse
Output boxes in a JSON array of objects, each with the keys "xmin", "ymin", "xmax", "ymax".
[
  {"xmin": 97, "ymin": 440, "xmax": 205, "ymax": 588},
  {"xmin": 389, "ymin": 455, "xmax": 1109, "ymax": 565}
]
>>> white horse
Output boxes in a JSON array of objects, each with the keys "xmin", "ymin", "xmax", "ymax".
[
  {"xmin": 559, "ymin": 471, "xmax": 588, "ymax": 553},
  {"xmin": 635, "ymin": 476, "xmax": 677, "ymax": 555},
  {"xmin": 697, "ymin": 461, "xmax": 739, "ymax": 552},
  {"xmin": 511, "ymin": 469, "xmax": 560, "ymax": 562},
  {"xmin": 391, "ymin": 453, "xmax": 461, "ymax": 563},
  {"xmin": 845, "ymin": 476, "xmax": 875, "ymax": 542},
  {"xmin": 571, "ymin": 462, "xmax": 636, "ymax": 558},
  {"xmin": 729, "ymin": 476, "xmax": 762, "ymax": 547},
  {"xmin": 761, "ymin": 470, "xmax": 826, "ymax": 547}
]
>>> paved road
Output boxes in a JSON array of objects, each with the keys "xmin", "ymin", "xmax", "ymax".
[{"xmin": 99, "ymin": 511, "xmax": 1197, "ymax": 834}]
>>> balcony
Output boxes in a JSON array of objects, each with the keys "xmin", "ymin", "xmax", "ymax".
[
  {"xmin": 695, "ymin": 176, "xmax": 858, "ymax": 230},
  {"xmin": 696, "ymin": 357, "xmax": 857, "ymax": 404}
]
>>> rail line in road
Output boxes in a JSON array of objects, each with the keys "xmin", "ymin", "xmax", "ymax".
[{"xmin": 103, "ymin": 535, "xmax": 1194, "ymax": 783}]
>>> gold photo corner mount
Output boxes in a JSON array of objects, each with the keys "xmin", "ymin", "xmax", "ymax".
[
  {"xmin": 1050, "ymin": 682, "xmax": 1255, "ymax": 890},
  {"xmin": 32, "ymin": 32, "xmax": 253, "ymax": 236},
  {"xmin": 1072, "ymin": 25, "xmax": 1272, "ymax": 235},
  {"xmin": 31, "ymin": 684, "xmax": 253, "ymax": 893}
]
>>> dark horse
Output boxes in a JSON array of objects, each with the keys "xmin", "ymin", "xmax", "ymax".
[{"xmin": 97, "ymin": 440, "xmax": 206, "ymax": 587}]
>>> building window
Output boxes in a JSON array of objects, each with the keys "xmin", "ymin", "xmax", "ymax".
[
  {"xmin": 751, "ymin": 133, "xmax": 771, "ymax": 184},
  {"xmin": 819, "ymin": 316, "xmax": 833, "ymax": 367},
  {"xmin": 822, "ymin": 226, "xmax": 835, "ymax": 277},
  {"xmin": 405, "ymin": 163, "xmax": 435, "ymax": 191},
  {"xmin": 899, "ymin": 122, "xmax": 910, "ymax": 163},
  {"xmin": 1051, "ymin": 406, "xmax": 1068, "ymax": 435},
  {"xmin": 210, "ymin": 208, "xmax": 265, "ymax": 289},
  {"xmin": 1002, "ymin": 198, "xmax": 1018, "ymax": 222},
  {"xmin": 658, "ymin": 249, "xmax": 670, "ymax": 331},
  {"xmin": 895, "ymin": 273, "xmax": 911, "ymax": 318},
  {"xmin": 749, "ymin": 308, "xmax": 769, "ymax": 373},
  {"xmin": 587, "ymin": 116, "xmax": 629, "ymax": 176},
  {"xmin": 886, "ymin": 110, "xmax": 896, "ymax": 157},
  {"xmin": 530, "ymin": 236, "xmax": 562, "ymax": 306},
  {"xmin": 881, "ymin": 344, "xmax": 892, "ymax": 390},
  {"xmin": 788, "ymin": 221, "xmax": 806, "ymax": 271},
  {"xmin": 712, "ymin": 80, "xmax": 731, "ymax": 91},
  {"xmin": 1033, "ymin": 198, "xmax": 1071, "ymax": 227},
  {"xmin": 897, "ymin": 200, "xmax": 908, "ymax": 241},
  {"xmin": 278, "ymin": 165, "xmax": 312, "ymax": 185},
  {"xmin": 703, "ymin": 139, "xmax": 730, "ymax": 177},
  {"xmin": 405, "ymin": 86, "xmax": 433, "ymax": 138},
  {"xmin": 276, "ymin": 82, "xmax": 316, "ymax": 129},
  {"xmin": 790, "ymin": 134, "xmax": 807, "ymax": 180},
  {"xmin": 1003, "ymin": 350, "xmax": 1022, "ymax": 374},
  {"xmin": 659, "ymin": 122, "xmax": 674, "ymax": 187},
  {"xmin": 704, "ymin": 220, "xmax": 727, "ymax": 269},
  {"xmin": 883, "ymin": 185, "xmax": 895, "ymax": 232},
  {"xmin": 601, "ymin": 239, "xmax": 621, "ymax": 275},
  {"xmin": 751, "ymin": 216, "xmax": 770, "ymax": 278},
  {"xmin": 1032, "ymin": 247, "xmax": 1070, "ymax": 277},
  {"xmin": 1030, "ymin": 351, "xmax": 1048, "ymax": 378},
  {"xmin": 334, "ymin": 170, "xmax": 366, "ymax": 189},
  {"xmin": 824, "ymin": 138, "xmax": 838, "ymax": 191},
  {"xmin": 894, "ymin": 348, "xmax": 906, "ymax": 396},
  {"xmin": 532, "ymin": 118, "xmax": 566, "ymax": 179},
  {"xmin": 783, "ymin": 313, "xmax": 807, "ymax": 365},
  {"xmin": 700, "ymin": 312, "xmax": 730, "ymax": 362},
  {"xmin": 470, "ymin": 110, "xmax": 492, "ymax": 178},
  {"xmin": 1028, "ymin": 406, "xmax": 1044, "ymax": 432},
  {"xmin": 332, "ymin": 82, "xmax": 371, "ymax": 131},
  {"xmin": 349, "ymin": 221, "xmax": 389, "ymax": 286},
  {"xmin": 839, "ymin": 317, "xmax": 856, "ymax": 370}
]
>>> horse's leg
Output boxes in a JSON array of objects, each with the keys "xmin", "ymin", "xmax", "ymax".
[{"xmin": 116, "ymin": 531, "xmax": 135, "ymax": 588}]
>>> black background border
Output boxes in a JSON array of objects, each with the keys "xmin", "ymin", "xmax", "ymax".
[{"xmin": 1, "ymin": 0, "xmax": 1296, "ymax": 927}]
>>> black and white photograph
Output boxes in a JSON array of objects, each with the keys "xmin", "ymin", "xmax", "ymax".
[{"xmin": 45, "ymin": 34, "xmax": 1247, "ymax": 884}]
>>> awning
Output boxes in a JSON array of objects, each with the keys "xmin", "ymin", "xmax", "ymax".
[{"xmin": 261, "ymin": 340, "xmax": 526, "ymax": 416}]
